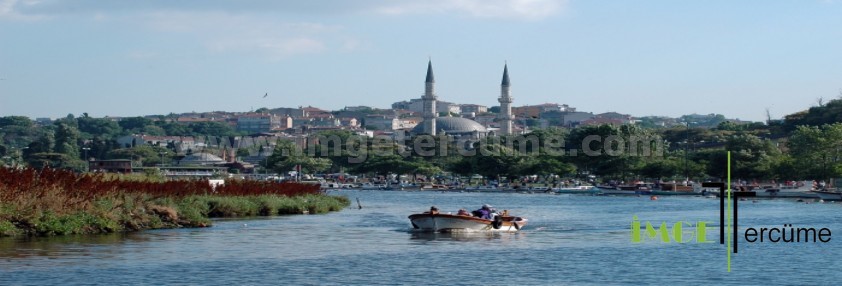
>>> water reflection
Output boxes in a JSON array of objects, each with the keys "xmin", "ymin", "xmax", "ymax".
[
  {"xmin": 0, "ymin": 233, "xmax": 149, "ymax": 259},
  {"xmin": 409, "ymin": 231, "xmax": 524, "ymax": 243}
]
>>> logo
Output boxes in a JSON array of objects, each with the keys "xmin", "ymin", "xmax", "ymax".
[
  {"xmin": 631, "ymin": 152, "xmax": 832, "ymax": 272},
  {"xmin": 630, "ymin": 216, "xmax": 713, "ymax": 243}
]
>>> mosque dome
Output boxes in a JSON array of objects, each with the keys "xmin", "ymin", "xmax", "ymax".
[{"xmin": 411, "ymin": 117, "xmax": 487, "ymax": 134}]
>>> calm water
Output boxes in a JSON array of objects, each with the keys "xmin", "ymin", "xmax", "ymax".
[{"xmin": 1, "ymin": 190, "xmax": 840, "ymax": 285}]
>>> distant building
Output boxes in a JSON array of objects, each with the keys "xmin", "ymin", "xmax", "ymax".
[
  {"xmin": 344, "ymin": 106, "xmax": 374, "ymax": 112},
  {"xmin": 237, "ymin": 113, "xmax": 283, "ymax": 133},
  {"xmin": 35, "ymin": 118, "xmax": 53, "ymax": 125},
  {"xmin": 364, "ymin": 114, "xmax": 398, "ymax": 131},
  {"xmin": 339, "ymin": 118, "xmax": 360, "ymax": 128},
  {"xmin": 392, "ymin": 98, "xmax": 461, "ymax": 115},
  {"xmin": 268, "ymin": 107, "xmax": 306, "ymax": 117},
  {"xmin": 461, "ymin": 104, "xmax": 488, "ymax": 114},
  {"xmin": 177, "ymin": 152, "xmax": 226, "ymax": 166},
  {"xmin": 512, "ymin": 103, "xmax": 574, "ymax": 119},
  {"xmin": 579, "ymin": 112, "xmax": 635, "ymax": 127}
]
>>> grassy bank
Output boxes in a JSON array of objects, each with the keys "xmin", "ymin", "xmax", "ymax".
[{"xmin": 0, "ymin": 168, "xmax": 350, "ymax": 237}]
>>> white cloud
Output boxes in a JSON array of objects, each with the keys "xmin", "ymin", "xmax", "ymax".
[
  {"xmin": 0, "ymin": 0, "xmax": 46, "ymax": 21},
  {"xmin": 142, "ymin": 12, "xmax": 346, "ymax": 59},
  {"xmin": 376, "ymin": 0, "xmax": 567, "ymax": 20}
]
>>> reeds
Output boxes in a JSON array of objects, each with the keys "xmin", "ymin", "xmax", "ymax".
[{"xmin": 0, "ymin": 167, "xmax": 349, "ymax": 237}]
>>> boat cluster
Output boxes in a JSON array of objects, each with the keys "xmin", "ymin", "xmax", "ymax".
[{"xmin": 329, "ymin": 180, "xmax": 841, "ymax": 200}]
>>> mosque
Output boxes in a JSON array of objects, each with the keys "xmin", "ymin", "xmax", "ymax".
[{"xmin": 409, "ymin": 60, "xmax": 514, "ymax": 140}]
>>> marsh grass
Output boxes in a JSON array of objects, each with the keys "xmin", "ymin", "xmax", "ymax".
[{"xmin": 0, "ymin": 167, "xmax": 349, "ymax": 237}]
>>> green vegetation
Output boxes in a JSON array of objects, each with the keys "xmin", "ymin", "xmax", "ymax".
[{"xmin": 0, "ymin": 168, "xmax": 350, "ymax": 237}]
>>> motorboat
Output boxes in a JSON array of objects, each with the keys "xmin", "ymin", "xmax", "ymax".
[{"xmin": 408, "ymin": 211, "xmax": 527, "ymax": 232}]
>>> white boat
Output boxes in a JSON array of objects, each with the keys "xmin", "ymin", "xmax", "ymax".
[
  {"xmin": 754, "ymin": 181, "xmax": 818, "ymax": 198},
  {"xmin": 408, "ymin": 213, "xmax": 527, "ymax": 232},
  {"xmin": 463, "ymin": 185, "xmax": 501, "ymax": 192},
  {"xmin": 553, "ymin": 186, "xmax": 598, "ymax": 194},
  {"xmin": 358, "ymin": 183, "xmax": 387, "ymax": 190}
]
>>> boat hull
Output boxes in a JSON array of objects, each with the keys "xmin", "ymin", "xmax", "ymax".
[
  {"xmin": 810, "ymin": 191, "xmax": 842, "ymax": 201},
  {"xmin": 753, "ymin": 189, "xmax": 820, "ymax": 199},
  {"xmin": 650, "ymin": 190, "xmax": 705, "ymax": 196},
  {"xmin": 554, "ymin": 186, "xmax": 599, "ymax": 194},
  {"xmin": 408, "ymin": 214, "xmax": 527, "ymax": 232}
]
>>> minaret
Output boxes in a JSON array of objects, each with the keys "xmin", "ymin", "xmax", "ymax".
[
  {"xmin": 498, "ymin": 63, "xmax": 514, "ymax": 135},
  {"xmin": 422, "ymin": 60, "xmax": 437, "ymax": 135}
]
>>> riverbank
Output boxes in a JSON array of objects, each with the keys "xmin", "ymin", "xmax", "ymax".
[{"xmin": 0, "ymin": 168, "xmax": 350, "ymax": 237}]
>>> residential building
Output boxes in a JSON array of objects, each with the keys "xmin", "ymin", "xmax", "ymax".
[{"xmin": 237, "ymin": 113, "xmax": 283, "ymax": 133}]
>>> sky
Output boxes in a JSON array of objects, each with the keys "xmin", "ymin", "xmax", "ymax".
[{"xmin": 1, "ymin": 0, "xmax": 841, "ymax": 122}]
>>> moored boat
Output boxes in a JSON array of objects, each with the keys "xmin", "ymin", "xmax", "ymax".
[
  {"xmin": 554, "ymin": 185, "xmax": 599, "ymax": 194},
  {"xmin": 810, "ymin": 189, "xmax": 842, "ymax": 201},
  {"xmin": 751, "ymin": 181, "xmax": 818, "ymax": 199},
  {"xmin": 408, "ymin": 212, "xmax": 527, "ymax": 232},
  {"xmin": 598, "ymin": 183, "xmax": 653, "ymax": 195}
]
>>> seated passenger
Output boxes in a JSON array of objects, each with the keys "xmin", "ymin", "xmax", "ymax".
[
  {"xmin": 474, "ymin": 204, "xmax": 494, "ymax": 219},
  {"xmin": 457, "ymin": 209, "xmax": 471, "ymax": 216},
  {"xmin": 427, "ymin": 206, "xmax": 439, "ymax": 215}
]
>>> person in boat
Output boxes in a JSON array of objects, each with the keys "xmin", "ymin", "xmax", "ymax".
[
  {"xmin": 457, "ymin": 209, "xmax": 471, "ymax": 216},
  {"xmin": 473, "ymin": 204, "xmax": 495, "ymax": 219},
  {"xmin": 427, "ymin": 206, "xmax": 439, "ymax": 215}
]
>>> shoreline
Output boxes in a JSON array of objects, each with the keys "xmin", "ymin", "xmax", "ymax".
[{"xmin": 0, "ymin": 194, "xmax": 350, "ymax": 237}]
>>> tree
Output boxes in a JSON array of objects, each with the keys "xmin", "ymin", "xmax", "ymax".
[
  {"xmin": 118, "ymin": 117, "xmax": 153, "ymax": 131},
  {"xmin": 107, "ymin": 145, "xmax": 169, "ymax": 166},
  {"xmin": 724, "ymin": 133, "xmax": 780, "ymax": 180},
  {"xmin": 0, "ymin": 116, "xmax": 34, "ymax": 129},
  {"xmin": 77, "ymin": 117, "xmax": 122, "ymax": 138},
  {"xmin": 54, "ymin": 123, "xmax": 81, "ymax": 160},
  {"xmin": 189, "ymin": 122, "xmax": 237, "ymax": 136},
  {"xmin": 268, "ymin": 140, "xmax": 332, "ymax": 174},
  {"xmin": 787, "ymin": 123, "xmax": 842, "ymax": 181}
]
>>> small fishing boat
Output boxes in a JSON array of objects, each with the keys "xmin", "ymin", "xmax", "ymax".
[{"xmin": 408, "ymin": 211, "xmax": 527, "ymax": 232}]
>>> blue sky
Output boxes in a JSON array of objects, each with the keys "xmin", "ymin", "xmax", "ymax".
[{"xmin": 1, "ymin": 0, "xmax": 841, "ymax": 121}]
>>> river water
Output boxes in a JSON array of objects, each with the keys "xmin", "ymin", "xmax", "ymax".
[{"xmin": 1, "ymin": 190, "xmax": 840, "ymax": 285}]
